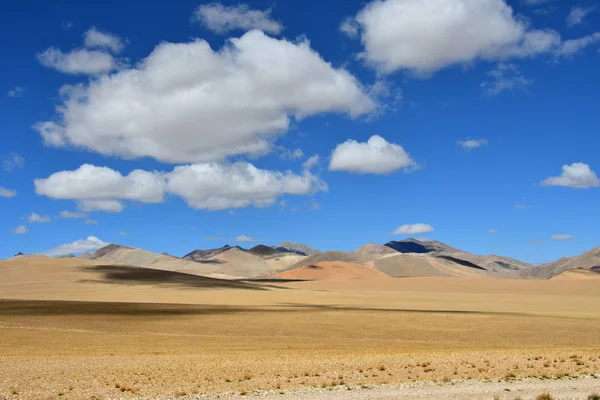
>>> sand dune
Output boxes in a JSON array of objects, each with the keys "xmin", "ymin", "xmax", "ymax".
[{"xmin": 271, "ymin": 261, "xmax": 389, "ymax": 281}]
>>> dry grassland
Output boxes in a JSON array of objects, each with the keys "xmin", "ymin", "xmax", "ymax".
[{"xmin": 0, "ymin": 258, "xmax": 599, "ymax": 399}]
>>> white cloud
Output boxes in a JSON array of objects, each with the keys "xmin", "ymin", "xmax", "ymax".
[
  {"xmin": 489, "ymin": 229, "xmax": 498, "ymax": 234},
  {"xmin": 235, "ymin": 234, "xmax": 257, "ymax": 242},
  {"xmin": 340, "ymin": 17, "xmax": 359, "ymax": 38},
  {"xmin": 303, "ymin": 154, "xmax": 320, "ymax": 170},
  {"xmin": 393, "ymin": 223, "xmax": 434, "ymax": 235},
  {"xmin": 84, "ymin": 219, "xmax": 98, "ymax": 224},
  {"xmin": 36, "ymin": 162, "xmax": 327, "ymax": 212},
  {"xmin": 3, "ymin": 152, "xmax": 25, "ymax": 171},
  {"xmin": 193, "ymin": 3, "xmax": 283, "ymax": 34},
  {"xmin": 12, "ymin": 225, "xmax": 28, "ymax": 234},
  {"xmin": 566, "ymin": 7, "xmax": 596, "ymax": 27},
  {"xmin": 7, "ymin": 86, "xmax": 24, "ymax": 98},
  {"xmin": 0, "ymin": 187, "xmax": 17, "ymax": 198},
  {"xmin": 329, "ymin": 135, "xmax": 418, "ymax": 174},
  {"xmin": 83, "ymin": 27, "xmax": 125, "ymax": 53},
  {"xmin": 36, "ymin": 48, "xmax": 119, "ymax": 75},
  {"xmin": 551, "ymin": 234, "xmax": 574, "ymax": 241},
  {"xmin": 522, "ymin": 0, "xmax": 553, "ymax": 6},
  {"xmin": 59, "ymin": 210, "xmax": 88, "ymax": 219},
  {"xmin": 556, "ymin": 33, "xmax": 600, "ymax": 57},
  {"xmin": 347, "ymin": 0, "xmax": 561, "ymax": 75},
  {"xmin": 34, "ymin": 164, "xmax": 166, "ymax": 212},
  {"xmin": 34, "ymin": 30, "xmax": 374, "ymax": 163},
  {"xmin": 515, "ymin": 203, "xmax": 529, "ymax": 209},
  {"xmin": 42, "ymin": 236, "xmax": 108, "ymax": 257},
  {"xmin": 481, "ymin": 63, "xmax": 532, "ymax": 96},
  {"xmin": 167, "ymin": 162, "xmax": 327, "ymax": 210},
  {"xmin": 78, "ymin": 199, "xmax": 125, "ymax": 213},
  {"xmin": 279, "ymin": 147, "xmax": 304, "ymax": 160},
  {"xmin": 542, "ymin": 162, "xmax": 600, "ymax": 189},
  {"xmin": 119, "ymin": 231, "xmax": 131, "ymax": 236},
  {"xmin": 457, "ymin": 138, "xmax": 488, "ymax": 149},
  {"xmin": 28, "ymin": 212, "xmax": 51, "ymax": 223}
]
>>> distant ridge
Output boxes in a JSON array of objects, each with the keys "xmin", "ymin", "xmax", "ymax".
[
  {"xmin": 275, "ymin": 241, "xmax": 318, "ymax": 256},
  {"xmin": 183, "ymin": 245, "xmax": 245, "ymax": 262}
]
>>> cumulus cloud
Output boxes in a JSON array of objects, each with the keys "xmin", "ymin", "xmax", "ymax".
[
  {"xmin": 12, "ymin": 225, "xmax": 28, "ymax": 234},
  {"xmin": 393, "ymin": 223, "xmax": 434, "ymax": 235},
  {"xmin": 78, "ymin": 199, "xmax": 125, "ymax": 212},
  {"xmin": 7, "ymin": 86, "xmax": 24, "ymax": 98},
  {"xmin": 329, "ymin": 135, "xmax": 417, "ymax": 174},
  {"xmin": 42, "ymin": 236, "xmax": 108, "ymax": 257},
  {"xmin": 34, "ymin": 164, "xmax": 166, "ymax": 213},
  {"xmin": 167, "ymin": 162, "xmax": 327, "ymax": 210},
  {"xmin": 28, "ymin": 213, "xmax": 51, "ymax": 223},
  {"xmin": 346, "ymin": 0, "xmax": 561, "ymax": 75},
  {"xmin": 34, "ymin": 30, "xmax": 374, "ymax": 163},
  {"xmin": 36, "ymin": 162, "xmax": 327, "ymax": 212},
  {"xmin": 0, "ymin": 187, "xmax": 17, "ymax": 198},
  {"xmin": 59, "ymin": 210, "xmax": 88, "ymax": 219},
  {"xmin": 3, "ymin": 152, "xmax": 25, "ymax": 171},
  {"xmin": 83, "ymin": 27, "xmax": 125, "ymax": 53},
  {"xmin": 482, "ymin": 63, "xmax": 532, "ymax": 96},
  {"xmin": 193, "ymin": 3, "xmax": 283, "ymax": 34},
  {"xmin": 457, "ymin": 138, "xmax": 488, "ymax": 149},
  {"xmin": 566, "ymin": 7, "xmax": 596, "ymax": 27},
  {"xmin": 551, "ymin": 234, "xmax": 574, "ymax": 241},
  {"xmin": 489, "ymin": 229, "xmax": 498, "ymax": 234},
  {"xmin": 542, "ymin": 162, "xmax": 600, "ymax": 189},
  {"xmin": 279, "ymin": 147, "xmax": 304, "ymax": 160},
  {"xmin": 303, "ymin": 154, "xmax": 320, "ymax": 170},
  {"xmin": 556, "ymin": 33, "xmax": 600, "ymax": 57},
  {"xmin": 340, "ymin": 17, "xmax": 359, "ymax": 38},
  {"xmin": 522, "ymin": 0, "xmax": 553, "ymax": 6},
  {"xmin": 235, "ymin": 234, "xmax": 258, "ymax": 242},
  {"xmin": 36, "ymin": 47, "xmax": 120, "ymax": 75}
]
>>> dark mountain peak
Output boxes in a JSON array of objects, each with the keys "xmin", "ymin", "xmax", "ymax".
[
  {"xmin": 13, "ymin": 252, "xmax": 24, "ymax": 257},
  {"xmin": 183, "ymin": 244, "xmax": 246, "ymax": 262},
  {"xmin": 385, "ymin": 238, "xmax": 460, "ymax": 254},
  {"xmin": 249, "ymin": 244, "xmax": 279, "ymax": 256}
]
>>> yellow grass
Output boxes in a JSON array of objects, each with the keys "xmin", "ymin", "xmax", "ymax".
[{"xmin": 1, "ymin": 257, "xmax": 599, "ymax": 399}]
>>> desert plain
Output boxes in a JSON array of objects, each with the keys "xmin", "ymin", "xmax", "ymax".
[{"xmin": 1, "ymin": 254, "xmax": 600, "ymax": 400}]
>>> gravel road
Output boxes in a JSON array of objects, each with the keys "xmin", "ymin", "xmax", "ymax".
[{"xmin": 131, "ymin": 375, "xmax": 600, "ymax": 400}]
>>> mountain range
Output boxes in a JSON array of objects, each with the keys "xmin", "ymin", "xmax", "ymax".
[{"xmin": 27, "ymin": 238, "xmax": 591, "ymax": 281}]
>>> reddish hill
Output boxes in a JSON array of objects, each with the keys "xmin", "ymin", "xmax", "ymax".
[{"xmin": 271, "ymin": 261, "xmax": 389, "ymax": 281}]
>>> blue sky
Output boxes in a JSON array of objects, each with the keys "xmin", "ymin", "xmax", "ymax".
[{"xmin": 1, "ymin": 0, "xmax": 599, "ymax": 263}]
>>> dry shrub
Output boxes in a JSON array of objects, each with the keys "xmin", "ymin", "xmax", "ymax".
[
  {"xmin": 536, "ymin": 393, "xmax": 556, "ymax": 400},
  {"xmin": 588, "ymin": 395, "xmax": 600, "ymax": 400}
]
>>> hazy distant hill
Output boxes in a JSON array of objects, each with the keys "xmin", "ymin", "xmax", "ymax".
[
  {"xmin": 354, "ymin": 243, "xmax": 398, "ymax": 258},
  {"xmin": 274, "ymin": 241, "xmax": 318, "ymax": 256},
  {"xmin": 286, "ymin": 251, "xmax": 374, "ymax": 270},
  {"xmin": 522, "ymin": 246, "xmax": 600, "ymax": 279}
]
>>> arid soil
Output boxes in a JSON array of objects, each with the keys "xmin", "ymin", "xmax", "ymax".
[{"xmin": 1, "ymin": 257, "xmax": 599, "ymax": 399}]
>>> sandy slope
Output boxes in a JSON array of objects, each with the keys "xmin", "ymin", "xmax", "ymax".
[
  {"xmin": 271, "ymin": 261, "xmax": 389, "ymax": 280},
  {"xmin": 551, "ymin": 269, "xmax": 600, "ymax": 280}
]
